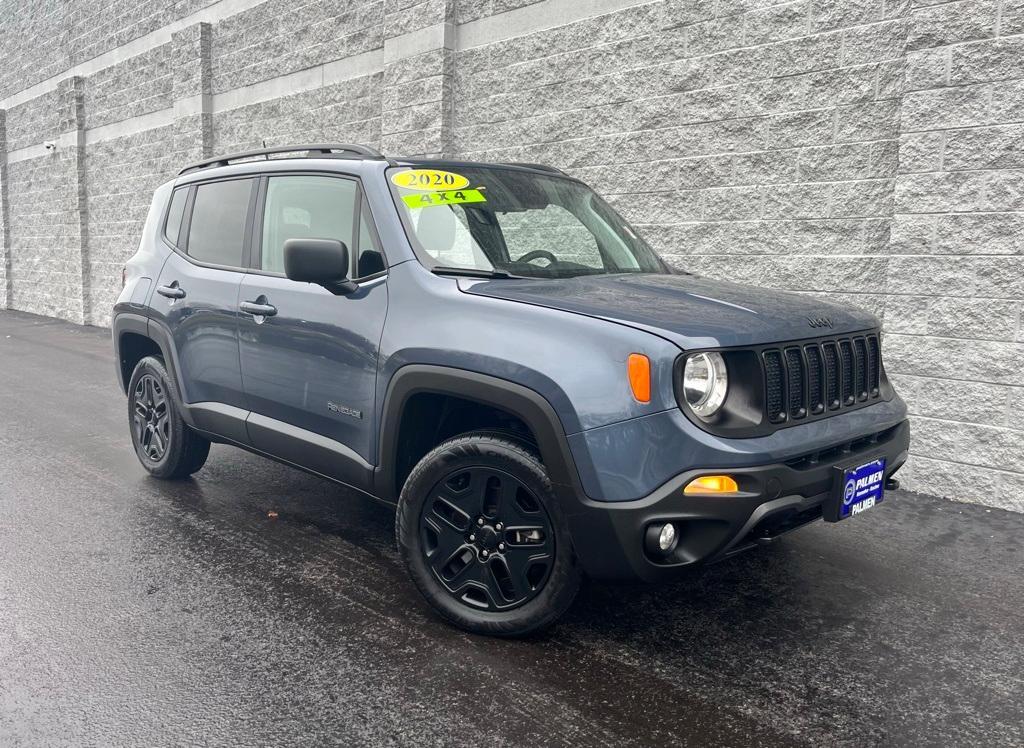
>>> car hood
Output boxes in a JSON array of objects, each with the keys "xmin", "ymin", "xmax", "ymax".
[{"xmin": 458, "ymin": 273, "xmax": 880, "ymax": 349}]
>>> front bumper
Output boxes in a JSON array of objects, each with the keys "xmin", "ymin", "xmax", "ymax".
[{"xmin": 564, "ymin": 419, "xmax": 910, "ymax": 582}]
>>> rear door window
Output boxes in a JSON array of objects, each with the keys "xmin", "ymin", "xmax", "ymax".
[{"xmin": 186, "ymin": 179, "xmax": 254, "ymax": 267}]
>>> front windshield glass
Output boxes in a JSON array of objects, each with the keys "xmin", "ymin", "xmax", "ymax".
[{"xmin": 388, "ymin": 165, "xmax": 670, "ymax": 278}]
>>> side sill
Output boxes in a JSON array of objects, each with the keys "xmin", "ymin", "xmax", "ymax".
[
  {"xmin": 246, "ymin": 412, "xmax": 374, "ymax": 491},
  {"xmin": 188, "ymin": 401, "xmax": 250, "ymax": 444},
  {"xmin": 192, "ymin": 427, "xmax": 395, "ymax": 508}
]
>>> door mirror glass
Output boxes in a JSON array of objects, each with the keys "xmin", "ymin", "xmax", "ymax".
[{"xmin": 284, "ymin": 238, "xmax": 356, "ymax": 294}]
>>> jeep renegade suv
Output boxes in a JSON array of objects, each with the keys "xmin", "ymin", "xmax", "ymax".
[{"xmin": 113, "ymin": 143, "xmax": 910, "ymax": 636}]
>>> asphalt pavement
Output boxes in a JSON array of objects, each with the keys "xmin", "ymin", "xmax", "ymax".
[{"xmin": 1, "ymin": 309, "xmax": 1022, "ymax": 747}]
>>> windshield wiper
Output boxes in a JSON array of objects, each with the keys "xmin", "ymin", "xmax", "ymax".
[{"xmin": 431, "ymin": 266, "xmax": 522, "ymax": 280}]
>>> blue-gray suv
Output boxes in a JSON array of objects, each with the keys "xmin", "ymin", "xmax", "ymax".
[{"xmin": 113, "ymin": 144, "xmax": 910, "ymax": 636}]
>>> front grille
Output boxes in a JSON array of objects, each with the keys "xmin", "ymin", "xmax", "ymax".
[
  {"xmin": 762, "ymin": 333, "xmax": 883, "ymax": 427},
  {"xmin": 764, "ymin": 350, "xmax": 784, "ymax": 423},
  {"xmin": 785, "ymin": 348, "xmax": 806, "ymax": 420},
  {"xmin": 805, "ymin": 345, "xmax": 824, "ymax": 415},
  {"xmin": 866, "ymin": 336, "xmax": 880, "ymax": 395},
  {"xmin": 839, "ymin": 340, "xmax": 854, "ymax": 405}
]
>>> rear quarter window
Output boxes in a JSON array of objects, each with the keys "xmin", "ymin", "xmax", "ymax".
[{"xmin": 164, "ymin": 187, "xmax": 188, "ymax": 247}]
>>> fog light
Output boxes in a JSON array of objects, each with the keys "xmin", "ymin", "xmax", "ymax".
[
  {"xmin": 645, "ymin": 522, "xmax": 679, "ymax": 557},
  {"xmin": 684, "ymin": 474, "xmax": 739, "ymax": 495},
  {"xmin": 659, "ymin": 523, "xmax": 676, "ymax": 551}
]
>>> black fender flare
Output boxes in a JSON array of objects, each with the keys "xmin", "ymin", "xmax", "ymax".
[
  {"xmin": 112, "ymin": 312, "xmax": 197, "ymax": 429},
  {"xmin": 111, "ymin": 311, "xmax": 151, "ymax": 393},
  {"xmin": 374, "ymin": 365, "xmax": 592, "ymax": 507}
]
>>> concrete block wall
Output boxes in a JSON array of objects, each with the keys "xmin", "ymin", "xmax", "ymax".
[
  {"xmin": 4, "ymin": 90, "xmax": 63, "ymax": 152},
  {"xmin": 0, "ymin": 0, "xmax": 1022, "ymax": 510},
  {"xmin": 887, "ymin": 0, "xmax": 1024, "ymax": 510},
  {"xmin": 455, "ymin": 0, "xmax": 544, "ymax": 24},
  {"xmin": 210, "ymin": 0, "xmax": 384, "ymax": 93},
  {"xmin": 212, "ymin": 74, "xmax": 385, "ymax": 154},
  {"xmin": 83, "ymin": 44, "xmax": 173, "ymax": 130},
  {"xmin": 0, "ymin": 111, "xmax": 9, "ymax": 309},
  {"xmin": 0, "ymin": 0, "xmax": 69, "ymax": 100},
  {"xmin": 4, "ymin": 77, "xmax": 88, "ymax": 324},
  {"xmin": 1, "ymin": 0, "xmax": 220, "ymax": 100},
  {"xmin": 85, "ymin": 126, "xmax": 177, "ymax": 326},
  {"xmin": 172, "ymin": 22, "xmax": 214, "ymax": 165},
  {"xmin": 64, "ymin": 0, "xmax": 219, "ymax": 70}
]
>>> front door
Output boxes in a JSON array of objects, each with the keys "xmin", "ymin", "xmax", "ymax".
[{"xmin": 238, "ymin": 174, "xmax": 388, "ymax": 489}]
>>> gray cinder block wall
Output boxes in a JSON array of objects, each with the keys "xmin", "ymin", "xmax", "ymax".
[{"xmin": 0, "ymin": 0, "xmax": 1021, "ymax": 511}]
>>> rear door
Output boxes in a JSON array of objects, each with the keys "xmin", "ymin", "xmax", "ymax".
[
  {"xmin": 237, "ymin": 173, "xmax": 388, "ymax": 488},
  {"xmin": 151, "ymin": 176, "xmax": 256, "ymax": 442}
]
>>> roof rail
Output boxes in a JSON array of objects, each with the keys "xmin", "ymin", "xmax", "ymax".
[
  {"xmin": 178, "ymin": 143, "xmax": 386, "ymax": 176},
  {"xmin": 502, "ymin": 162, "xmax": 567, "ymax": 175}
]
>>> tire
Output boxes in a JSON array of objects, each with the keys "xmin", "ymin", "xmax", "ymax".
[
  {"xmin": 396, "ymin": 433, "xmax": 581, "ymax": 637},
  {"xmin": 127, "ymin": 355, "xmax": 210, "ymax": 479}
]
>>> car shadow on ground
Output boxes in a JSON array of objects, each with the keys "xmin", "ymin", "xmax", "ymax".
[{"xmin": 147, "ymin": 450, "xmax": 873, "ymax": 643}]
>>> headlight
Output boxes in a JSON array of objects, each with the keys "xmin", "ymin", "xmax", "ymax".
[{"xmin": 682, "ymin": 352, "xmax": 728, "ymax": 417}]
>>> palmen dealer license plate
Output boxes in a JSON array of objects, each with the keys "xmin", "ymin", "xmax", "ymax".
[{"xmin": 826, "ymin": 458, "xmax": 886, "ymax": 522}]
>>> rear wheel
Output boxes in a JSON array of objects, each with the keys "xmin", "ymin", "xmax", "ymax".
[
  {"xmin": 396, "ymin": 434, "xmax": 580, "ymax": 636},
  {"xmin": 128, "ymin": 356, "xmax": 210, "ymax": 479}
]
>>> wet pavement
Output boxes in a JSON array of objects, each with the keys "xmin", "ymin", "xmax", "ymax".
[{"xmin": 0, "ymin": 309, "xmax": 1022, "ymax": 747}]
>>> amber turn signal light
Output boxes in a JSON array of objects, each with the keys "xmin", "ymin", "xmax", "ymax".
[
  {"xmin": 684, "ymin": 475, "xmax": 739, "ymax": 495},
  {"xmin": 627, "ymin": 353, "xmax": 651, "ymax": 403}
]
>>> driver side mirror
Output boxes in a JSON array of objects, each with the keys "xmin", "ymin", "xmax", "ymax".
[{"xmin": 283, "ymin": 238, "xmax": 357, "ymax": 295}]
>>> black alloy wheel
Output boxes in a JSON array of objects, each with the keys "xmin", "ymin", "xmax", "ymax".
[
  {"xmin": 133, "ymin": 373, "xmax": 170, "ymax": 461},
  {"xmin": 420, "ymin": 465, "xmax": 554, "ymax": 611},
  {"xmin": 397, "ymin": 433, "xmax": 581, "ymax": 636},
  {"xmin": 127, "ymin": 356, "xmax": 210, "ymax": 479}
]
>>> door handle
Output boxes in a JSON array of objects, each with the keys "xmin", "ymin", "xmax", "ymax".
[
  {"xmin": 156, "ymin": 282, "xmax": 186, "ymax": 299},
  {"xmin": 239, "ymin": 299, "xmax": 278, "ymax": 317}
]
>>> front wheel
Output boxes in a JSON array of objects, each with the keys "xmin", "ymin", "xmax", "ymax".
[
  {"xmin": 127, "ymin": 356, "xmax": 210, "ymax": 479},
  {"xmin": 396, "ymin": 434, "xmax": 581, "ymax": 636}
]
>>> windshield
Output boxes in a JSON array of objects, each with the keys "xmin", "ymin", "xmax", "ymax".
[{"xmin": 389, "ymin": 165, "xmax": 670, "ymax": 279}]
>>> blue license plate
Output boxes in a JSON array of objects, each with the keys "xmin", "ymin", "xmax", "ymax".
[{"xmin": 830, "ymin": 458, "xmax": 886, "ymax": 521}]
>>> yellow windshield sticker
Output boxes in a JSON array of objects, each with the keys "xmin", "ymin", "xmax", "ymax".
[
  {"xmin": 392, "ymin": 169, "xmax": 470, "ymax": 191},
  {"xmin": 402, "ymin": 189, "xmax": 487, "ymax": 208}
]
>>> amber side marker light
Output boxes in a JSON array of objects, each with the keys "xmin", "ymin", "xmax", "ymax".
[
  {"xmin": 627, "ymin": 353, "xmax": 651, "ymax": 403},
  {"xmin": 684, "ymin": 475, "xmax": 739, "ymax": 495}
]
